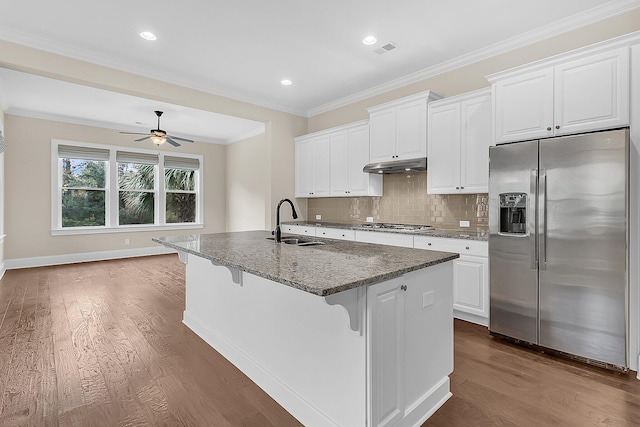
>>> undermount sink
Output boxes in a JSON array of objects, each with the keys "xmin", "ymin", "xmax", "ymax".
[{"xmin": 267, "ymin": 237, "xmax": 326, "ymax": 246}]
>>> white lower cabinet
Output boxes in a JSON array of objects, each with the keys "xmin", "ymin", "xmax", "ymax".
[
  {"xmin": 368, "ymin": 276, "xmax": 405, "ymax": 427},
  {"xmin": 413, "ymin": 236, "xmax": 489, "ymax": 325},
  {"xmin": 285, "ymin": 225, "xmax": 488, "ymax": 325},
  {"xmin": 315, "ymin": 227, "xmax": 356, "ymax": 241},
  {"xmin": 282, "ymin": 224, "xmax": 316, "ymax": 236},
  {"xmin": 355, "ymin": 230, "xmax": 414, "ymax": 248}
]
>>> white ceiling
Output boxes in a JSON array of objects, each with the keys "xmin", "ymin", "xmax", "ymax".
[{"xmin": 0, "ymin": 0, "xmax": 638, "ymax": 142}]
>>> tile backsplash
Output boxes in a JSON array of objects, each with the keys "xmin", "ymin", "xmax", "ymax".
[{"xmin": 307, "ymin": 172, "xmax": 488, "ymax": 230}]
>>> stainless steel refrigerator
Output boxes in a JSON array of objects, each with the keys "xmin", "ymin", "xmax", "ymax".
[{"xmin": 488, "ymin": 128, "xmax": 629, "ymax": 369}]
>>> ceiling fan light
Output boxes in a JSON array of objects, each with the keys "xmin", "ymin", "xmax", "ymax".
[{"xmin": 150, "ymin": 135, "xmax": 166, "ymax": 145}]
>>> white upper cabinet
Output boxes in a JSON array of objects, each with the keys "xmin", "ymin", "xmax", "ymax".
[
  {"xmin": 491, "ymin": 46, "xmax": 629, "ymax": 144},
  {"xmin": 295, "ymin": 134, "xmax": 330, "ymax": 198},
  {"xmin": 296, "ymin": 121, "xmax": 381, "ymax": 198},
  {"xmin": 427, "ymin": 88, "xmax": 492, "ymax": 194},
  {"xmin": 368, "ymin": 91, "xmax": 441, "ymax": 163}
]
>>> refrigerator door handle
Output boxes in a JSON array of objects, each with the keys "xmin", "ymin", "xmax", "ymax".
[
  {"xmin": 539, "ymin": 169, "xmax": 547, "ymax": 271},
  {"xmin": 530, "ymin": 169, "xmax": 538, "ymax": 270}
]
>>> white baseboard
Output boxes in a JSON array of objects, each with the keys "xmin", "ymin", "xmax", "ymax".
[
  {"xmin": 0, "ymin": 261, "xmax": 5, "ymax": 281},
  {"xmin": 454, "ymin": 310, "xmax": 489, "ymax": 327},
  {"xmin": 4, "ymin": 246, "xmax": 176, "ymax": 270}
]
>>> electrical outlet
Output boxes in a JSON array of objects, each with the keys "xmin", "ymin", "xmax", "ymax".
[
  {"xmin": 124, "ymin": 239, "xmax": 130, "ymax": 245},
  {"xmin": 366, "ymin": 217, "xmax": 374, "ymax": 223},
  {"xmin": 459, "ymin": 220, "xmax": 470, "ymax": 228},
  {"xmin": 316, "ymin": 214, "xmax": 322, "ymax": 220}
]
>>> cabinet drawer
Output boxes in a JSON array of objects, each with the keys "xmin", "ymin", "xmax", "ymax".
[
  {"xmin": 283, "ymin": 225, "xmax": 316, "ymax": 236},
  {"xmin": 316, "ymin": 227, "xmax": 355, "ymax": 241},
  {"xmin": 413, "ymin": 236, "xmax": 487, "ymax": 257},
  {"xmin": 355, "ymin": 230, "xmax": 414, "ymax": 248}
]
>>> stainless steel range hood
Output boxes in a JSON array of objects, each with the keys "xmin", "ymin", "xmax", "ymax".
[{"xmin": 362, "ymin": 157, "xmax": 427, "ymax": 174}]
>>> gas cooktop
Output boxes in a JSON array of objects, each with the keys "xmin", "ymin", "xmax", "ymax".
[{"xmin": 355, "ymin": 223, "xmax": 434, "ymax": 232}]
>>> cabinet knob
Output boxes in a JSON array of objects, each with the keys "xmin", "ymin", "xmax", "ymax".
[
  {"xmin": 555, "ymin": 125, "xmax": 560, "ymax": 130},
  {"xmin": 547, "ymin": 127, "xmax": 552, "ymax": 131},
  {"xmin": 427, "ymin": 243, "xmax": 432, "ymax": 246},
  {"xmin": 461, "ymin": 186, "xmax": 464, "ymax": 189},
  {"xmin": 401, "ymin": 285, "xmax": 407, "ymax": 291},
  {"xmin": 466, "ymin": 246, "xmax": 470, "ymax": 250},
  {"xmin": 456, "ymin": 187, "xmax": 460, "ymax": 190}
]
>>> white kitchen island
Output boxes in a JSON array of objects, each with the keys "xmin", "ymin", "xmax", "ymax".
[{"xmin": 154, "ymin": 231, "xmax": 458, "ymax": 427}]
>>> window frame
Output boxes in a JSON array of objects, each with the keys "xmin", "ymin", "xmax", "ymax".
[{"xmin": 51, "ymin": 139, "xmax": 204, "ymax": 235}]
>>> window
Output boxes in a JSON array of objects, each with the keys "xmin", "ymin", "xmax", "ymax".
[
  {"xmin": 52, "ymin": 140, "xmax": 203, "ymax": 234},
  {"xmin": 165, "ymin": 156, "xmax": 198, "ymax": 224}
]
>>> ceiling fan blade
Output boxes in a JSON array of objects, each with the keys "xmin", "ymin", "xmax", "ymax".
[
  {"xmin": 168, "ymin": 135, "xmax": 194, "ymax": 143},
  {"xmin": 166, "ymin": 138, "xmax": 181, "ymax": 147},
  {"xmin": 135, "ymin": 136, "xmax": 151, "ymax": 142},
  {"xmin": 119, "ymin": 131, "xmax": 150, "ymax": 136}
]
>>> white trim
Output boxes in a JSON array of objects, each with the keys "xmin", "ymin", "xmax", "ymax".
[
  {"xmin": 0, "ymin": 234, "xmax": 5, "ymax": 244},
  {"xmin": 0, "ymin": 262, "xmax": 5, "ymax": 282},
  {"xmin": 51, "ymin": 223, "xmax": 204, "ymax": 236},
  {"xmin": 307, "ymin": 1, "xmax": 640, "ymax": 117},
  {"xmin": 294, "ymin": 120, "xmax": 369, "ymax": 142},
  {"xmin": 4, "ymin": 246, "xmax": 176, "ymax": 270}
]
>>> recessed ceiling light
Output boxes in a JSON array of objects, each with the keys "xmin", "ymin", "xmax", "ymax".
[
  {"xmin": 281, "ymin": 79, "xmax": 293, "ymax": 86},
  {"xmin": 140, "ymin": 31, "xmax": 157, "ymax": 41},
  {"xmin": 363, "ymin": 35, "xmax": 377, "ymax": 45}
]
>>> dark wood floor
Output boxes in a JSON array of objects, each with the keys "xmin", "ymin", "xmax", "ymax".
[{"xmin": 0, "ymin": 254, "xmax": 639, "ymax": 426}]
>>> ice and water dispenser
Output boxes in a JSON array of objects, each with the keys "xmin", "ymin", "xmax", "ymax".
[{"xmin": 499, "ymin": 193, "xmax": 527, "ymax": 234}]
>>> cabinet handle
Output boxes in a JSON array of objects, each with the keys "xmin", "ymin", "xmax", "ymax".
[
  {"xmin": 555, "ymin": 125, "xmax": 560, "ymax": 130},
  {"xmin": 546, "ymin": 127, "xmax": 552, "ymax": 131}
]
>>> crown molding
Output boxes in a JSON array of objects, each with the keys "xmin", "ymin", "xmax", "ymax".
[{"xmin": 307, "ymin": 0, "xmax": 640, "ymax": 117}]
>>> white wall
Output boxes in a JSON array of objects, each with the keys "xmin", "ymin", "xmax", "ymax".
[{"xmin": 225, "ymin": 132, "xmax": 268, "ymax": 231}]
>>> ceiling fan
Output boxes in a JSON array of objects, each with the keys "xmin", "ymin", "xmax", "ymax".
[{"xmin": 120, "ymin": 110, "xmax": 195, "ymax": 147}]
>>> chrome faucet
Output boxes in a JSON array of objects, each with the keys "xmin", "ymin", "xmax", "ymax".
[{"xmin": 274, "ymin": 198, "xmax": 298, "ymax": 243}]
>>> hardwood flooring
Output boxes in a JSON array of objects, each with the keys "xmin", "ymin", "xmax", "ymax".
[{"xmin": 0, "ymin": 254, "xmax": 639, "ymax": 426}]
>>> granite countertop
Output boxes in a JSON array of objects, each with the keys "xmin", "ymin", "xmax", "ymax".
[
  {"xmin": 153, "ymin": 230, "xmax": 458, "ymax": 297},
  {"xmin": 283, "ymin": 221, "xmax": 489, "ymax": 241}
]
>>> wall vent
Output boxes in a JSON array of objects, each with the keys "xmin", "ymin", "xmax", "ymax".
[{"xmin": 374, "ymin": 42, "xmax": 398, "ymax": 55}]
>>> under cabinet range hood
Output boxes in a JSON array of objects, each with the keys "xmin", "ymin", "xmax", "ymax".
[{"xmin": 362, "ymin": 157, "xmax": 427, "ymax": 174}]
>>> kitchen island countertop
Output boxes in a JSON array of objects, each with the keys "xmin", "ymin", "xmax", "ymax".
[{"xmin": 153, "ymin": 230, "xmax": 458, "ymax": 296}]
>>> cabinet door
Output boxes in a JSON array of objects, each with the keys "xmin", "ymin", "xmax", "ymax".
[
  {"xmin": 453, "ymin": 255, "xmax": 488, "ymax": 318},
  {"xmin": 395, "ymin": 98, "xmax": 427, "ymax": 160},
  {"xmin": 329, "ymin": 131, "xmax": 349, "ymax": 196},
  {"xmin": 494, "ymin": 68, "xmax": 554, "ymax": 143},
  {"xmin": 427, "ymin": 102, "xmax": 460, "ymax": 194},
  {"xmin": 554, "ymin": 47, "xmax": 630, "ymax": 135},
  {"xmin": 369, "ymin": 109, "xmax": 396, "ymax": 163},
  {"xmin": 348, "ymin": 125, "xmax": 376, "ymax": 196},
  {"xmin": 368, "ymin": 277, "xmax": 405, "ymax": 427},
  {"xmin": 311, "ymin": 135, "xmax": 331, "ymax": 197},
  {"xmin": 294, "ymin": 139, "xmax": 313, "ymax": 197},
  {"xmin": 460, "ymin": 94, "xmax": 492, "ymax": 193}
]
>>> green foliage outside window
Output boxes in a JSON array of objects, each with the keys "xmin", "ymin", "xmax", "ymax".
[{"xmin": 61, "ymin": 159, "xmax": 106, "ymax": 227}]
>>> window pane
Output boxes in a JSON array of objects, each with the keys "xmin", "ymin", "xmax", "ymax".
[
  {"xmin": 119, "ymin": 191, "xmax": 155, "ymax": 225},
  {"xmin": 118, "ymin": 162, "xmax": 155, "ymax": 190},
  {"xmin": 62, "ymin": 189, "xmax": 105, "ymax": 227},
  {"xmin": 61, "ymin": 159, "xmax": 106, "ymax": 188},
  {"xmin": 166, "ymin": 193, "xmax": 196, "ymax": 223},
  {"xmin": 165, "ymin": 168, "xmax": 195, "ymax": 191}
]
